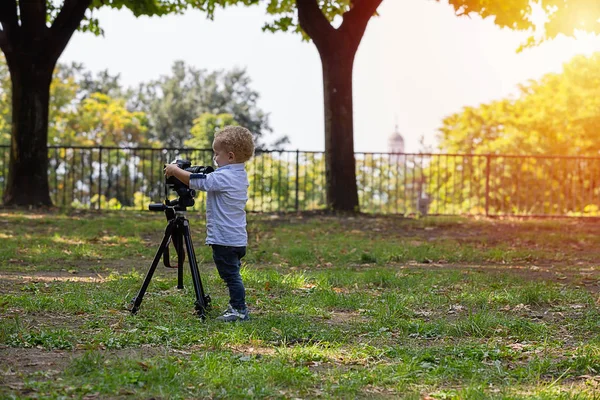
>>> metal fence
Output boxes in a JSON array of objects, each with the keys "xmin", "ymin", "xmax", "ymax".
[{"xmin": 1, "ymin": 145, "xmax": 600, "ymax": 216}]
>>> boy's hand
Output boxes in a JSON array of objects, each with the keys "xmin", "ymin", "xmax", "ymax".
[
  {"xmin": 164, "ymin": 164, "xmax": 192, "ymax": 186},
  {"xmin": 164, "ymin": 164, "xmax": 178, "ymax": 178}
]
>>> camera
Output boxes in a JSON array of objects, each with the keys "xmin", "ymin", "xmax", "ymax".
[
  {"xmin": 150, "ymin": 159, "xmax": 214, "ymax": 211},
  {"xmin": 166, "ymin": 159, "xmax": 214, "ymax": 191}
]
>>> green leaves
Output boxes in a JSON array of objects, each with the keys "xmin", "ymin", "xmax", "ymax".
[
  {"xmin": 445, "ymin": 0, "xmax": 533, "ymax": 29},
  {"xmin": 66, "ymin": 93, "xmax": 150, "ymax": 146},
  {"xmin": 132, "ymin": 61, "xmax": 274, "ymax": 148},
  {"xmin": 57, "ymin": 0, "xmax": 194, "ymax": 36},
  {"xmin": 0, "ymin": 55, "xmax": 10, "ymax": 146},
  {"xmin": 445, "ymin": 0, "xmax": 600, "ymax": 50},
  {"xmin": 89, "ymin": 0, "xmax": 170, "ymax": 16},
  {"xmin": 435, "ymin": 53, "xmax": 600, "ymax": 215},
  {"xmin": 186, "ymin": 113, "xmax": 237, "ymax": 149}
]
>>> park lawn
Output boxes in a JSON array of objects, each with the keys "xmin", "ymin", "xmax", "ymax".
[{"xmin": 1, "ymin": 210, "xmax": 600, "ymax": 399}]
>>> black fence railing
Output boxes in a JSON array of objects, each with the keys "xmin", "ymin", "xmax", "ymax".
[{"xmin": 1, "ymin": 145, "xmax": 600, "ymax": 217}]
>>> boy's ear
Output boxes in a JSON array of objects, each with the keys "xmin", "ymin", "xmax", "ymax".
[{"xmin": 228, "ymin": 151, "xmax": 235, "ymax": 161}]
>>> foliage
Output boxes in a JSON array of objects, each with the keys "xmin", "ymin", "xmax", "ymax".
[
  {"xmin": 62, "ymin": 93, "xmax": 149, "ymax": 147},
  {"xmin": 32, "ymin": 0, "xmax": 600, "ymax": 48},
  {"xmin": 130, "ymin": 61, "xmax": 278, "ymax": 148},
  {"xmin": 435, "ymin": 53, "xmax": 600, "ymax": 215},
  {"xmin": 190, "ymin": 0, "xmax": 600, "ymax": 212},
  {"xmin": 4, "ymin": 0, "xmax": 600, "ymax": 209},
  {"xmin": 0, "ymin": 54, "xmax": 276, "ymax": 150},
  {"xmin": 245, "ymin": 151, "xmax": 324, "ymax": 212},
  {"xmin": 0, "ymin": 57, "xmax": 9, "ymax": 146},
  {"xmin": 47, "ymin": 0, "xmax": 193, "ymax": 36},
  {"xmin": 45, "ymin": 62, "xmax": 134, "ymax": 146},
  {"xmin": 196, "ymin": 0, "xmax": 600, "ymax": 50},
  {"xmin": 185, "ymin": 113, "xmax": 237, "ymax": 149},
  {"xmin": 439, "ymin": 54, "xmax": 600, "ymax": 157},
  {"xmin": 48, "ymin": 64, "xmax": 81, "ymax": 146}
]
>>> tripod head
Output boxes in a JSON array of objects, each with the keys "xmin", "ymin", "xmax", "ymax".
[
  {"xmin": 149, "ymin": 198, "xmax": 191, "ymax": 214},
  {"xmin": 150, "ymin": 184, "xmax": 196, "ymax": 211}
]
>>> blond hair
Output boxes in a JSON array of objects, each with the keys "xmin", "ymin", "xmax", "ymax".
[{"xmin": 214, "ymin": 126, "xmax": 255, "ymax": 163}]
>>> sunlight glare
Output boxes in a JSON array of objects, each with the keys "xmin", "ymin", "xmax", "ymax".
[{"xmin": 570, "ymin": 30, "xmax": 600, "ymax": 55}]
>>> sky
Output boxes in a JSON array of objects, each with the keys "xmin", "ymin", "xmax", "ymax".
[{"xmin": 59, "ymin": 0, "xmax": 600, "ymax": 153}]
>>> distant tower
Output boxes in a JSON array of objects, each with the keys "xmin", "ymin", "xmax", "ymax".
[{"xmin": 388, "ymin": 124, "xmax": 405, "ymax": 154}]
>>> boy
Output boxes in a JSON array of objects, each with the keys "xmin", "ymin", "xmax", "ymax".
[{"xmin": 164, "ymin": 126, "xmax": 254, "ymax": 322}]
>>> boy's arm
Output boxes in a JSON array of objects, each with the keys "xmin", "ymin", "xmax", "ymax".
[
  {"xmin": 189, "ymin": 170, "xmax": 229, "ymax": 192},
  {"xmin": 164, "ymin": 164, "xmax": 230, "ymax": 192}
]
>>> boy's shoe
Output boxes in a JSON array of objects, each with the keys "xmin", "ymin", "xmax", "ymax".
[{"xmin": 216, "ymin": 305, "xmax": 249, "ymax": 322}]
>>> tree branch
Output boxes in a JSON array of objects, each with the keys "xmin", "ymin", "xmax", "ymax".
[
  {"xmin": 296, "ymin": 0, "xmax": 335, "ymax": 48},
  {"xmin": 339, "ymin": 0, "xmax": 382, "ymax": 46},
  {"xmin": 19, "ymin": 0, "xmax": 47, "ymax": 34},
  {"xmin": 48, "ymin": 0, "xmax": 93, "ymax": 62},
  {"xmin": 0, "ymin": 0, "xmax": 19, "ymax": 54},
  {"xmin": 0, "ymin": 0, "xmax": 19, "ymax": 39},
  {"xmin": 50, "ymin": 0, "xmax": 91, "ymax": 34}
]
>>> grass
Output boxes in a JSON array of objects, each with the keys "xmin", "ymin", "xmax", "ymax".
[{"xmin": 1, "ymin": 210, "xmax": 600, "ymax": 398}]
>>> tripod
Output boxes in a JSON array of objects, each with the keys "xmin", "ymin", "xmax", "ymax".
[{"xmin": 129, "ymin": 199, "xmax": 211, "ymax": 319}]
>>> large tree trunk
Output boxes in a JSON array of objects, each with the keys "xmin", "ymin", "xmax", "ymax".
[
  {"xmin": 3, "ymin": 57, "xmax": 54, "ymax": 206},
  {"xmin": 320, "ymin": 45, "xmax": 359, "ymax": 211},
  {"xmin": 0, "ymin": 0, "xmax": 92, "ymax": 207},
  {"xmin": 296, "ymin": 0, "xmax": 382, "ymax": 212}
]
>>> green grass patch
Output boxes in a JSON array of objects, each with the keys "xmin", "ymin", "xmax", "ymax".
[{"xmin": 1, "ymin": 211, "xmax": 600, "ymax": 398}]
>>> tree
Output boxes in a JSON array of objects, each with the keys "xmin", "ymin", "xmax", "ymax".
[
  {"xmin": 294, "ymin": 0, "xmax": 381, "ymax": 212},
  {"xmin": 436, "ymin": 54, "xmax": 600, "ymax": 215},
  {"xmin": 48, "ymin": 62, "xmax": 86, "ymax": 145},
  {"xmin": 0, "ymin": 0, "xmax": 189, "ymax": 206},
  {"xmin": 78, "ymin": 69, "xmax": 124, "ymax": 100},
  {"xmin": 201, "ymin": 0, "xmax": 600, "ymax": 211},
  {"xmin": 63, "ymin": 93, "xmax": 149, "ymax": 147},
  {"xmin": 0, "ymin": 56, "xmax": 9, "ymax": 146},
  {"xmin": 0, "ymin": 54, "xmax": 137, "ymax": 146},
  {"xmin": 295, "ymin": 0, "xmax": 600, "ymax": 211},
  {"xmin": 3, "ymin": 0, "xmax": 599, "ymax": 208},
  {"xmin": 130, "ymin": 61, "xmax": 281, "ymax": 149},
  {"xmin": 439, "ymin": 54, "xmax": 600, "ymax": 156},
  {"xmin": 185, "ymin": 112, "xmax": 237, "ymax": 149}
]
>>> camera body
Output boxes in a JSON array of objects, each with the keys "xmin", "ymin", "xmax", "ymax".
[
  {"xmin": 150, "ymin": 159, "xmax": 214, "ymax": 211},
  {"xmin": 166, "ymin": 159, "xmax": 214, "ymax": 192}
]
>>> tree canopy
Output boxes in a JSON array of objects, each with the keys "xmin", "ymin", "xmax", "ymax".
[
  {"xmin": 130, "ymin": 61, "xmax": 284, "ymax": 149},
  {"xmin": 438, "ymin": 53, "xmax": 600, "ymax": 156},
  {"xmin": 0, "ymin": 0, "xmax": 205, "ymax": 205},
  {"xmin": 0, "ymin": 55, "xmax": 280, "ymax": 149},
  {"xmin": 199, "ymin": 0, "xmax": 600, "ymax": 45},
  {"xmin": 2, "ymin": 0, "xmax": 600, "ymax": 207}
]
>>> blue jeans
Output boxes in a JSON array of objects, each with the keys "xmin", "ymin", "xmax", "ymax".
[{"xmin": 211, "ymin": 245, "xmax": 247, "ymax": 311}]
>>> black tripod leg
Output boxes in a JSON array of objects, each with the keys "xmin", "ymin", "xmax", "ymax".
[
  {"xmin": 129, "ymin": 221, "xmax": 175, "ymax": 314},
  {"xmin": 181, "ymin": 219, "xmax": 211, "ymax": 318},
  {"xmin": 175, "ymin": 227, "xmax": 185, "ymax": 289}
]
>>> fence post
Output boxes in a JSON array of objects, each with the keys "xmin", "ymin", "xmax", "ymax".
[
  {"xmin": 295, "ymin": 150, "xmax": 300, "ymax": 212},
  {"xmin": 98, "ymin": 146, "xmax": 103, "ymax": 210},
  {"xmin": 485, "ymin": 154, "xmax": 491, "ymax": 217}
]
